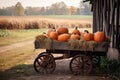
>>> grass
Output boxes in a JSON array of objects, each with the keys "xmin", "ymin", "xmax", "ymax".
[
  {"xmin": 0, "ymin": 15, "xmax": 92, "ymax": 19},
  {"xmin": 0, "ymin": 29, "xmax": 10, "ymax": 37},
  {"xmin": 0, "ymin": 43, "xmax": 41, "ymax": 70},
  {"xmin": 39, "ymin": 15, "xmax": 92, "ymax": 19},
  {"xmin": 0, "ymin": 43, "xmax": 43, "ymax": 80},
  {"xmin": 0, "ymin": 29, "xmax": 46, "ymax": 46}
]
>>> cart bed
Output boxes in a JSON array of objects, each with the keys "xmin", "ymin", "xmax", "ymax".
[{"xmin": 34, "ymin": 39, "xmax": 109, "ymax": 52}]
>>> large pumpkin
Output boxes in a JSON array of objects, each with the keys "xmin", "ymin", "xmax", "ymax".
[
  {"xmin": 72, "ymin": 27, "xmax": 80, "ymax": 35},
  {"xmin": 49, "ymin": 31, "xmax": 58, "ymax": 40},
  {"xmin": 70, "ymin": 34, "xmax": 80, "ymax": 40},
  {"xmin": 94, "ymin": 31, "xmax": 106, "ymax": 42},
  {"xmin": 58, "ymin": 33, "xmax": 70, "ymax": 42},
  {"xmin": 46, "ymin": 28, "xmax": 55, "ymax": 37},
  {"xmin": 57, "ymin": 27, "xmax": 68, "ymax": 34},
  {"xmin": 83, "ymin": 33, "xmax": 93, "ymax": 41}
]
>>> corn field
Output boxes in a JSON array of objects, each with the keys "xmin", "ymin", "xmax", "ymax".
[{"xmin": 0, "ymin": 16, "xmax": 92, "ymax": 30}]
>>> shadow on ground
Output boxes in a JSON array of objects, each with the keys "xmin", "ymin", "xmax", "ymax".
[
  {"xmin": 0, "ymin": 59, "xmax": 110, "ymax": 80},
  {"xmin": 0, "ymin": 64, "xmax": 35, "ymax": 80}
]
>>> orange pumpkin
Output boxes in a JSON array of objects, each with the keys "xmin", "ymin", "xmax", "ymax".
[
  {"xmin": 46, "ymin": 28, "xmax": 55, "ymax": 37},
  {"xmin": 70, "ymin": 34, "xmax": 80, "ymax": 40},
  {"xmin": 58, "ymin": 33, "xmax": 70, "ymax": 42},
  {"xmin": 72, "ymin": 27, "xmax": 80, "ymax": 35},
  {"xmin": 49, "ymin": 32, "xmax": 58, "ymax": 40},
  {"xmin": 94, "ymin": 31, "xmax": 106, "ymax": 42},
  {"xmin": 57, "ymin": 27, "xmax": 68, "ymax": 34},
  {"xmin": 83, "ymin": 33, "xmax": 93, "ymax": 41}
]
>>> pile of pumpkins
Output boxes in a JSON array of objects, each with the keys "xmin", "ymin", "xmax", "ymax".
[{"xmin": 46, "ymin": 27, "xmax": 106, "ymax": 42}]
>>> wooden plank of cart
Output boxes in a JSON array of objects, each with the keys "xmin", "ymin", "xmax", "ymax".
[{"xmin": 33, "ymin": 38, "xmax": 109, "ymax": 75}]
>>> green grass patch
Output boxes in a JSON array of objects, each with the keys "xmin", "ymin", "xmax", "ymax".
[
  {"xmin": 0, "ymin": 29, "xmax": 46, "ymax": 46},
  {"xmin": 0, "ymin": 29, "xmax": 10, "ymax": 37},
  {"xmin": 0, "ymin": 42, "xmax": 44, "ymax": 80},
  {"xmin": 0, "ymin": 43, "xmax": 42, "ymax": 80}
]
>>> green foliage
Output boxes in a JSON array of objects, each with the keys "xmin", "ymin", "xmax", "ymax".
[
  {"xmin": 101, "ymin": 57, "xmax": 120, "ymax": 80},
  {"xmin": 0, "ymin": 29, "xmax": 10, "ymax": 37}
]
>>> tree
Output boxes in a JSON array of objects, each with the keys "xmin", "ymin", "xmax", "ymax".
[
  {"xmin": 0, "ymin": 8, "xmax": 6, "ymax": 15},
  {"xmin": 57, "ymin": 2, "xmax": 69, "ymax": 15},
  {"xmin": 69, "ymin": 6, "xmax": 77, "ymax": 15},
  {"xmin": 79, "ymin": 1, "xmax": 92, "ymax": 15},
  {"xmin": 46, "ymin": 2, "xmax": 68, "ymax": 15},
  {"xmin": 40, "ymin": 7, "xmax": 46, "ymax": 15},
  {"xmin": 79, "ymin": 1, "xmax": 84, "ymax": 15},
  {"xmin": 15, "ymin": 2, "xmax": 25, "ymax": 16}
]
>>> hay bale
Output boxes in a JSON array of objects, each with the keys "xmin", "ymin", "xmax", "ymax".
[{"xmin": 35, "ymin": 35, "xmax": 52, "ymax": 49}]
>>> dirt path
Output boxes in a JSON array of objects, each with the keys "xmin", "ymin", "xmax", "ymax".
[{"xmin": 0, "ymin": 40, "xmax": 34, "ymax": 54}]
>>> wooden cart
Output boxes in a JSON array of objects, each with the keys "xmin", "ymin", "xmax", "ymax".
[{"xmin": 33, "ymin": 39, "xmax": 109, "ymax": 75}]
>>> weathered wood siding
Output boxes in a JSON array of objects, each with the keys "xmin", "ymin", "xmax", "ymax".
[{"xmin": 84, "ymin": 0, "xmax": 120, "ymax": 50}]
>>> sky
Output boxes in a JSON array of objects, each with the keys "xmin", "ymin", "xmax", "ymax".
[{"xmin": 0, "ymin": 0, "xmax": 81, "ymax": 8}]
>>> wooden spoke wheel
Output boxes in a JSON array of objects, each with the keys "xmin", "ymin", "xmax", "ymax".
[
  {"xmin": 69, "ymin": 55, "xmax": 92, "ymax": 75},
  {"xmin": 34, "ymin": 52, "xmax": 56, "ymax": 74}
]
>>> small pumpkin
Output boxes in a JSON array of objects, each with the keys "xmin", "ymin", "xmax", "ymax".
[
  {"xmin": 94, "ymin": 31, "xmax": 106, "ymax": 42},
  {"xmin": 72, "ymin": 27, "xmax": 80, "ymax": 35},
  {"xmin": 46, "ymin": 28, "xmax": 55, "ymax": 37},
  {"xmin": 83, "ymin": 33, "xmax": 93, "ymax": 41},
  {"xmin": 58, "ymin": 33, "xmax": 70, "ymax": 42},
  {"xmin": 70, "ymin": 34, "xmax": 80, "ymax": 40},
  {"xmin": 49, "ymin": 31, "xmax": 58, "ymax": 40},
  {"xmin": 57, "ymin": 27, "xmax": 68, "ymax": 34}
]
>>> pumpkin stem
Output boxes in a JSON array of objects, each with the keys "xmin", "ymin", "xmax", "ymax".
[
  {"xmin": 84, "ymin": 30, "xmax": 89, "ymax": 33},
  {"xmin": 75, "ymin": 26, "xmax": 78, "ymax": 30},
  {"xmin": 43, "ymin": 32, "xmax": 46, "ymax": 34},
  {"xmin": 52, "ymin": 26, "xmax": 55, "ymax": 29}
]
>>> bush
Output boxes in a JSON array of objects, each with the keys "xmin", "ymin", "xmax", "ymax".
[
  {"xmin": 101, "ymin": 57, "xmax": 120, "ymax": 80},
  {"xmin": 0, "ymin": 29, "xmax": 10, "ymax": 37}
]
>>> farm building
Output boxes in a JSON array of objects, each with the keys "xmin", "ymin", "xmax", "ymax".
[{"xmin": 84, "ymin": 0, "xmax": 120, "ymax": 53}]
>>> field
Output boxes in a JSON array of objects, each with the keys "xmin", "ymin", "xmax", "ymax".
[
  {"xmin": 0, "ymin": 15, "xmax": 92, "ymax": 29},
  {"xmin": 0, "ymin": 15, "xmax": 110, "ymax": 80}
]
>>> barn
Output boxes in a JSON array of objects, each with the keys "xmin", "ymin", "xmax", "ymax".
[{"xmin": 84, "ymin": 0, "xmax": 120, "ymax": 54}]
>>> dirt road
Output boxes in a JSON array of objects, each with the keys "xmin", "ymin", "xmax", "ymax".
[{"xmin": 0, "ymin": 40, "xmax": 34, "ymax": 54}]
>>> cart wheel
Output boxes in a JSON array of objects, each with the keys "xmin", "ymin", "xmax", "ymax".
[
  {"xmin": 69, "ymin": 55, "xmax": 92, "ymax": 75},
  {"xmin": 34, "ymin": 52, "xmax": 56, "ymax": 74}
]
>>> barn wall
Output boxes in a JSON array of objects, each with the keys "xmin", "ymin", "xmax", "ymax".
[{"xmin": 87, "ymin": 0, "xmax": 120, "ymax": 50}]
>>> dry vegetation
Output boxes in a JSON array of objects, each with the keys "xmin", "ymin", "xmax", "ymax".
[{"xmin": 0, "ymin": 16, "xmax": 92, "ymax": 29}]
